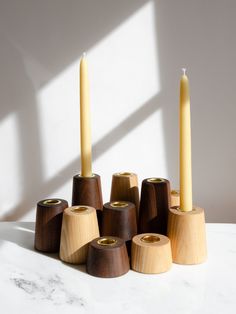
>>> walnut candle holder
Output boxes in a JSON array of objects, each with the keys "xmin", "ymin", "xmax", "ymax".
[
  {"xmin": 110, "ymin": 172, "xmax": 139, "ymax": 220},
  {"xmin": 167, "ymin": 206, "xmax": 207, "ymax": 264},
  {"xmin": 86, "ymin": 236, "xmax": 130, "ymax": 278},
  {"xmin": 34, "ymin": 198, "xmax": 68, "ymax": 253},
  {"xmin": 131, "ymin": 233, "xmax": 172, "ymax": 274},
  {"xmin": 138, "ymin": 178, "xmax": 170, "ymax": 235},
  {"xmin": 59, "ymin": 205, "xmax": 99, "ymax": 264}
]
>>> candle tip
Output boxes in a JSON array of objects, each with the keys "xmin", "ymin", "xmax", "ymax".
[
  {"xmin": 182, "ymin": 68, "xmax": 186, "ymax": 76},
  {"xmin": 82, "ymin": 52, "xmax": 86, "ymax": 58}
]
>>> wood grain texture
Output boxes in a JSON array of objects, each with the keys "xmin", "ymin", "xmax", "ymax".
[
  {"xmin": 138, "ymin": 178, "xmax": 170, "ymax": 235},
  {"xmin": 34, "ymin": 199, "xmax": 68, "ymax": 253},
  {"xmin": 86, "ymin": 236, "xmax": 129, "ymax": 278},
  {"xmin": 167, "ymin": 206, "xmax": 207, "ymax": 264},
  {"xmin": 110, "ymin": 172, "xmax": 139, "ymax": 220},
  {"xmin": 72, "ymin": 174, "xmax": 103, "ymax": 210},
  {"xmin": 101, "ymin": 201, "xmax": 137, "ymax": 241},
  {"xmin": 59, "ymin": 206, "xmax": 99, "ymax": 264},
  {"xmin": 131, "ymin": 233, "xmax": 172, "ymax": 274},
  {"xmin": 171, "ymin": 190, "xmax": 180, "ymax": 207}
]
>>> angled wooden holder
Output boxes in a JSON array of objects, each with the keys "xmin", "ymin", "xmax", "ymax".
[
  {"xmin": 59, "ymin": 205, "xmax": 99, "ymax": 264},
  {"xmin": 171, "ymin": 190, "xmax": 180, "ymax": 207},
  {"xmin": 101, "ymin": 201, "xmax": 137, "ymax": 254},
  {"xmin": 34, "ymin": 198, "xmax": 68, "ymax": 253},
  {"xmin": 131, "ymin": 233, "xmax": 172, "ymax": 274},
  {"xmin": 167, "ymin": 206, "xmax": 207, "ymax": 264},
  {"xmin": 138, "ymin": 178, "xmax": 170, "ymax": 235},
  {"xmin": 86, "ymin": 236, "xmax": 130, "ymax": 278},
  {"xmin": 110, "ymin": 172, "xmax": 139, "ymax": 220}
]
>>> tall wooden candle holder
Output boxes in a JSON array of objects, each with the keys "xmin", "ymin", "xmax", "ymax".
[
  {"xmin": 100, "ymin": 201, "xmax": 137, "ymax": 254},
  {"xmin": 167, "ymin": 206, "xmax": 207, "ymax": 264},
  {"xmin": 131, "ymin": 233, "xmax": 172, "ymax": 274},
  {"xmin": 59, "ymin": 205, "xmax": 99, "ymax": 264},
  {"xmin": 86, "ymin": 236, "xmax": 130, "ymax": 278},
  {"xmin": 34, "ymin": 198, "xmax": 68, "ymax": 253},
  {"xmin": 171, "ymin": 190, "xmax": 180, "ymax": 207},
  {"xmin": 110, "ymin": 172, "xmax": 139, "ymax": 220},
  {"xmin": 138, "ymin": 178, "xmax": 170, "ymax": 235}
]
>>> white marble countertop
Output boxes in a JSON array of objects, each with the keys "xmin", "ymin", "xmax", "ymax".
[{"xmin": 0, "ymin": 223, "xmax": 235, "ymax": 314}]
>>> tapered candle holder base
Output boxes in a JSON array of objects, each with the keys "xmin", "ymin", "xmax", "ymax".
[
  {"xmin": 171, "ymin": 190, "xmax": 180, "ymax": 207},
  {"xmin": 167, "ymin": 206, "xmax": 207, "ymax": 265},
  {"xmin": 110, "ymin": 172, "xmax": 139, "ymax": 220},
  {"xmin": 86, "ymin": 236, "xmax": 130, "ymax": 278},
  {"xmin": 131, "ymin": 233, "xmax": 172, "ymax": 274},
  {"xmin": 34, "ymin": 198, "xmax": 68, "ymax": 253},
  {"xmin": 138, "ymin": 178, "xmax": 170, "ymax": 235},
  {"xmin": 59, "ymin": 206, "xmax": 99, "ymax": 264}
]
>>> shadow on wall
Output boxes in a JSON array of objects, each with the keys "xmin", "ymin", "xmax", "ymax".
[{"xmin": 0, "ymin": 0, "xmax": 236, "ymax": 222}]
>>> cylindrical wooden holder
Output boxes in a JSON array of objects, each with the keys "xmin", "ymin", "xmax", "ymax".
[
  {"xmin": 101, "ymin": 201, "xmax": 137, "ymax": 254},
  {"xmin": 86, "ymin": 236, "xmax": 130, "ymax": 278},
  {"xmin": 167, "ymin": 206, "xmax": 207, "ymax": 264},
  {"xmin": 34, "ymin": 198, "xmax": 68, "ymax": 253},
  {"xmin": 131, "ymin": 233, "xmax": 172, "ymax": 274},
  {"xmin": 138, "ymin": 178, "xmax": 170, "ymax": 235},
  {"xmin": 110, "ymin": 172, "xmax": 139, "ymax": 220},
  {"xmin": 59, "ymin": 205, "xmax": 99, "ymax": 264},
  {"xmin": 171, "ymin": 190, "xmax": 180, "ymax": 207}
]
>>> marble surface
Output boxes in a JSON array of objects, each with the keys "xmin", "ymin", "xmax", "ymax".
[{"xmin": 0, "ymin": 223, "xmax": 235, "ymax": 314}]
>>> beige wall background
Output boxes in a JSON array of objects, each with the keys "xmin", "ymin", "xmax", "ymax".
[{"xmin": 0, "ymin": 0, "xmax": 235, "ymax": 222}]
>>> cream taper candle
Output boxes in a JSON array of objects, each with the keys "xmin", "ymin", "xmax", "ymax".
[
  {"xmin": 80, "ymin": 53, "xmax": 92, "ymax": 177},
  {"xmin": 180, "ymin": 68, "xmax": 192, "ymax": 212}
]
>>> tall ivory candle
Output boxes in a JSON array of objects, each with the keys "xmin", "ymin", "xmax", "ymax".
[
  {"xmin": 179, "ymin": 68, "xmax": 192, "ymax": 212},
  {"xmin": 80, "ymin": 53, "xmax": 92, "ymax": 177}
]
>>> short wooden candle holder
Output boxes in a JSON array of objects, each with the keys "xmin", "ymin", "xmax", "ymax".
[
  {"xmin": 167, "ymin": 206, "xmax": 207, "ymax": 264},
  {"xmin": 110, "ymin": 172, "xmax": 139, "ymax": 220},
  {"xmin": 86, "ymin": 236, "xmax": 130, "ymax": 278},
  {"xmin": 171, "ymin": 190, "xmax": 180, "ymax": 207},
  {"xmin": 131, "ymin": 233, "xmax": 172, "ymax": 274},
  {"xmin": 138, "ymin": 178, "xmax": 170, "ymax": 235},
  {"xmin": 59, "ymin": 205, "xmax": 99, "ymax": 264},
  {"xmin": 34, "ymin": 198, "xmax": 68, "ymax": 253},
  {"xmin": 100, "ymin": 201, "xmax": 137, "ymax": 254}
]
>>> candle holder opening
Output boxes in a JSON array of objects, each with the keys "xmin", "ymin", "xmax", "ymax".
[
  {"xmin": 141, "ymin": 235, "xmax": 160, "ymax": 243},
  {"xmin": 97, "ymin": 238, "xmax": 117, "ymax": 246},
  {"xmin": 110, "ymin": 201, "xmax": 129, "ymax": 208},
  {"xmin": 174, "ymin": 206, "xmax": 196, "ymax": 212},
  {"xmin": 171, "ymin": 190, "xmax": 179, "ymax": 195},
  {"xmin": 71, "ymin": 206, "xmax": 89, "ymax": 213},
  {"xmin": 147, "ymin": 178, "xmax": 165, "ymax": 183},
  {"xmin": 118, "ymin": 172, "xmax": 132, "ymax": 176},
  {"xmin": 43, "ymin": 199, "xmax": 62, "ymax": 205}
]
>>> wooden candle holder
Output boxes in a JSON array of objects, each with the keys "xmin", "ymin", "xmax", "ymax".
[
  {"xmin": 167, "ymin": 206, "xmax": 207, "ymax": 264},
  {"xmin": 59, "ymin": 205, "xmax": 99, "ymax": 264},
  {"xmin": 138, "ymin": 178, "xmax": 170, "ymax": 235},
  {"xmin": 131, "ymin": 233, "xmax": 172, "ymax": 274},
  {"xmin": 86, "ymin": 236, "xmax": 130, "ymax": 278},
  {"xmin": 34, "ymin": 198, "xmax": 68, "ymax": 253},
  {"xmin": 100, "ymin": 201, "xmax": 137, "ymax": 254},
  {"xmin": 171, "ymin": 190, "xmax": 180, "ymax": 207},
  {"xmin": 110, "ymin": 172, "xmax": 139, "ymax": 220}
]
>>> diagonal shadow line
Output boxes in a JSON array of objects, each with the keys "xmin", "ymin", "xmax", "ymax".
[{"xmin": 2, "ymin": 92, "xmax": 162, "ymax": 220}]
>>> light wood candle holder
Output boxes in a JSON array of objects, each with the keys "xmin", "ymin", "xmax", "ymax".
[
  {"xmin": 131, "ymin": 233, "xmax": 172, "ymax": 274},
  {"xmin": 110, "ymin": 172, "xmax": 139, "ymax": 220},
  {"xmin": 138, "ymin": 178, "xmax": 170, "ymax": 235},
  {"xmin": 59, "ymin": 205, "xmax": 99, "ymax": 264},
  {"xmin": 167, "ymin": 206, "xmax": 207, "ymax": 264},
  {"xmin": 86, "ymin": 236, "xmax": 130, "ymax": 278},
  {"xmin": 171, "ymin": 190, "xmax": 180, "ymax": 207},
  {"xmin": 34, "ymin": 198, "xmax": 68, "ymax": 253}
]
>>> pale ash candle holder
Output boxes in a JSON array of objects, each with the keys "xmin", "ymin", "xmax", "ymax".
[
  {"xmin": 167, "ymin": 206, "xmax": 207, "ymax": 265},
  {"xmin": 170, "ymin": 190, "xmax": 180, "ymax": 207}
]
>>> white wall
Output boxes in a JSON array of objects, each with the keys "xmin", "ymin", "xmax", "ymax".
[{"xmin": 0, "ymin": 0, "xmax": 235, "ymax": 222}]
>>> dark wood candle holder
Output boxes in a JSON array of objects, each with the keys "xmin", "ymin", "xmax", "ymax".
[
  {"xmin": 110, "ymin": 172, "xmax": 139, "ymax": 220},
  {"xmin": 138, "ymin": 178, "xmax": 170, "ymax": 235},
  {"xmin": 100, "ymin": 201, "xmax": 137, "ymax": 254},
  {"xmin": 34, "ymin": 198, "xmax": 68, "ymax": 253},
  {"xmin": 86, "ymin": 236, "xmax": 130, "ymax": 278}
]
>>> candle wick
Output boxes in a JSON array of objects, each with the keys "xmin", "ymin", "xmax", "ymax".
[
  {"xmin": 82, "ymin": 52, "xmax": 86, "ymax": 58},
  {"xmin": 182, "ymin": 68, "xmax": 186, "ymax": 76}
]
